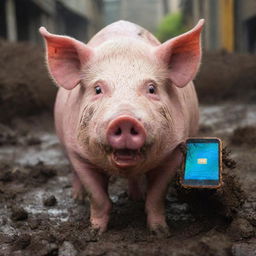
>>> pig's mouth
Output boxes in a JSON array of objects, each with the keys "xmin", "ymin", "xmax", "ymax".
[{"xmin": 111, "ymin": 148, "xmax": 142, "ymax": 168}]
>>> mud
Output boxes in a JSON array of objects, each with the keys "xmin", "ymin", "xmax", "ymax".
[
  {"xmin": 0, "ymin": 40, "xmax": 56, "ymax": 123},
  {"xmin": 195, "ymin": 51, "xmax": 256, "ymax": 103},
  {"xmin": 0, "ymin": 110, "xmax": 255, "ymax": 256},
  {"xmin": 0, "ymin": 41, "xmax": 256, "ymax": 255},
  {"xmin": 10, "ymin": 207, "xmax": 29, "ymax": 221},
  {"xmin": 230, "ymin": 126, "xmax": 256, "ymax": 147},
  {"xmin": 43, "ymin": 195, "xmax": 57, "ymax": 207}
]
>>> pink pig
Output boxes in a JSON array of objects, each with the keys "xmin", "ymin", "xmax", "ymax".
[{"xmin": 39, "ymin": 19, "xmax": 204, "ymax": 236}]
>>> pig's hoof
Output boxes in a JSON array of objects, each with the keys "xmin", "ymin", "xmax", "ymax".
[
  {"xmin": 88, "ymin": 227, "xmax": 101, "ymax": 239},
  {"xmin": 90, "ymin": 218, "xmax": 108, "ymax": 236},
  {"xmin": 88, "ymin": 225, "xmax": 106, "ymax": 239},
  {"xmin": 150, "ymin": 225, "xmax": 171, "ymax": 238}
]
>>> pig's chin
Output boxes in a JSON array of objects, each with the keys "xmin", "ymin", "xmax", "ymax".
[{"xmin": 110, "ymin": 148, "xmax": 143, "ymax": 169}]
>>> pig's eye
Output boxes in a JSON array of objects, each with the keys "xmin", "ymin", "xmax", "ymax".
[
  {"xmin": 148, "ymin": 84, "xmax": 156, "ymax": 94},
  {"xmin": 95, "ymin": 86, "xmax": 102, "ymax": 94}
]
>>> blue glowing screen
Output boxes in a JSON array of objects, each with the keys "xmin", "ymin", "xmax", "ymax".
[{"xmin": 184, "ymin": 142, "xmax": 219, "ymax": 180}]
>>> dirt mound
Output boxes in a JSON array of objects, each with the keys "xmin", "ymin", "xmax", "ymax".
[
  {"xmin": 175, "ymin": 172, "xmax": 244, "ymax": 220},
  {"xmin": 0, "ymin": 40, "xmax": 56, "ymax": 123},
  {"xmin": 175, "ymin": 148, "xmax": 243, "ymax": 221},
  {"xmin": 195, "ymin": 51, "xmax": 256, "ymax": 103},
  {"xmin": 230, "ymin": 126, "xmax": 256, "ymax": 147}
]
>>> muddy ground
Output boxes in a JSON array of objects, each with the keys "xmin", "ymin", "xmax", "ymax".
[{"xmin": 0, "ymin": 41, "xmax": 256, "ymax": 256}]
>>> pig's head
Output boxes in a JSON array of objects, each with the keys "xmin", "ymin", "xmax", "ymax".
[{"xmin": 40, "ymin": 20, "xmax": 204, "ymax": 177}]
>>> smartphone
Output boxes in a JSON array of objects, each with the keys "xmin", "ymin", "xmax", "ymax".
[{"xmin": 181, "ymin": 137, "xmax": 222, "ymax": 189}]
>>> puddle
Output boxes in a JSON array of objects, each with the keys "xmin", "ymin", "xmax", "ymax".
[{"xmin": 0, "ymin": 132, "xmax": 68, "ymax": 166}]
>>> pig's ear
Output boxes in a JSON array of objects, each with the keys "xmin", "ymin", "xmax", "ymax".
[
  {"xmin": 155, "ymin": 19, "xmax": 204, "ymax": 88},
  {"xmin": 39, "ymin": 27, "xmax": 93, "ymax": 90}
]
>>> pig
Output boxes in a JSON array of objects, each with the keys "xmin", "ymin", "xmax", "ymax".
[{"xmin": 39, "ymin": 19, "xmax": 204, "ymax": 236}]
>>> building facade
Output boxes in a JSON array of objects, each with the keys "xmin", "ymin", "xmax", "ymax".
[
  {"xmin": 182, "ymin": 0, "xmax": 256, "ymax": 53},
  {"xmin": 0, "ymin": 0, "xmax": 104, "ymax": 44}
]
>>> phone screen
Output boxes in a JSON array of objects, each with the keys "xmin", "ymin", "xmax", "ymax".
[{"xmin": 182, "ymin": 139, "xmax": 221, "ymax": 187}]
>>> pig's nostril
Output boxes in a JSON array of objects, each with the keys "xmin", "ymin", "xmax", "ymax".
[
  {"xmin": 113, "ymin": 127, "xmax": 138, "ymax": 136},
  {"xmin": 130, "ymin": 127, "xmax": 138, "ymax": 135},
  {"xmin": 115, "ymin": 127, "xmax": 122, "ymax": 136}
]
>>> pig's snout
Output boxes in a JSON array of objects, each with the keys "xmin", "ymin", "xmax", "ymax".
[{"xmin": 107, "ymin": 116, "xmax": 146, "ymax": 150}]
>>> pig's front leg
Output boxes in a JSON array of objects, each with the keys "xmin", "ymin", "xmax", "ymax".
[
  {"xmin": 72, "ymin": 171, "xmax": 85, "ymax": 201},
  {"xmin": 69, "ymin": 153, "xmax": 112, "ymax": 234},
  {"xmin": 145, "ymin": 147, "xmax": 183, "ymax": 237}
]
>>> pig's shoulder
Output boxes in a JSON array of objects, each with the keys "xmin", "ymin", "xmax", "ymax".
[{"xmin": 88, "ymin": 20, "xmax": 160, "ymax": 47}]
